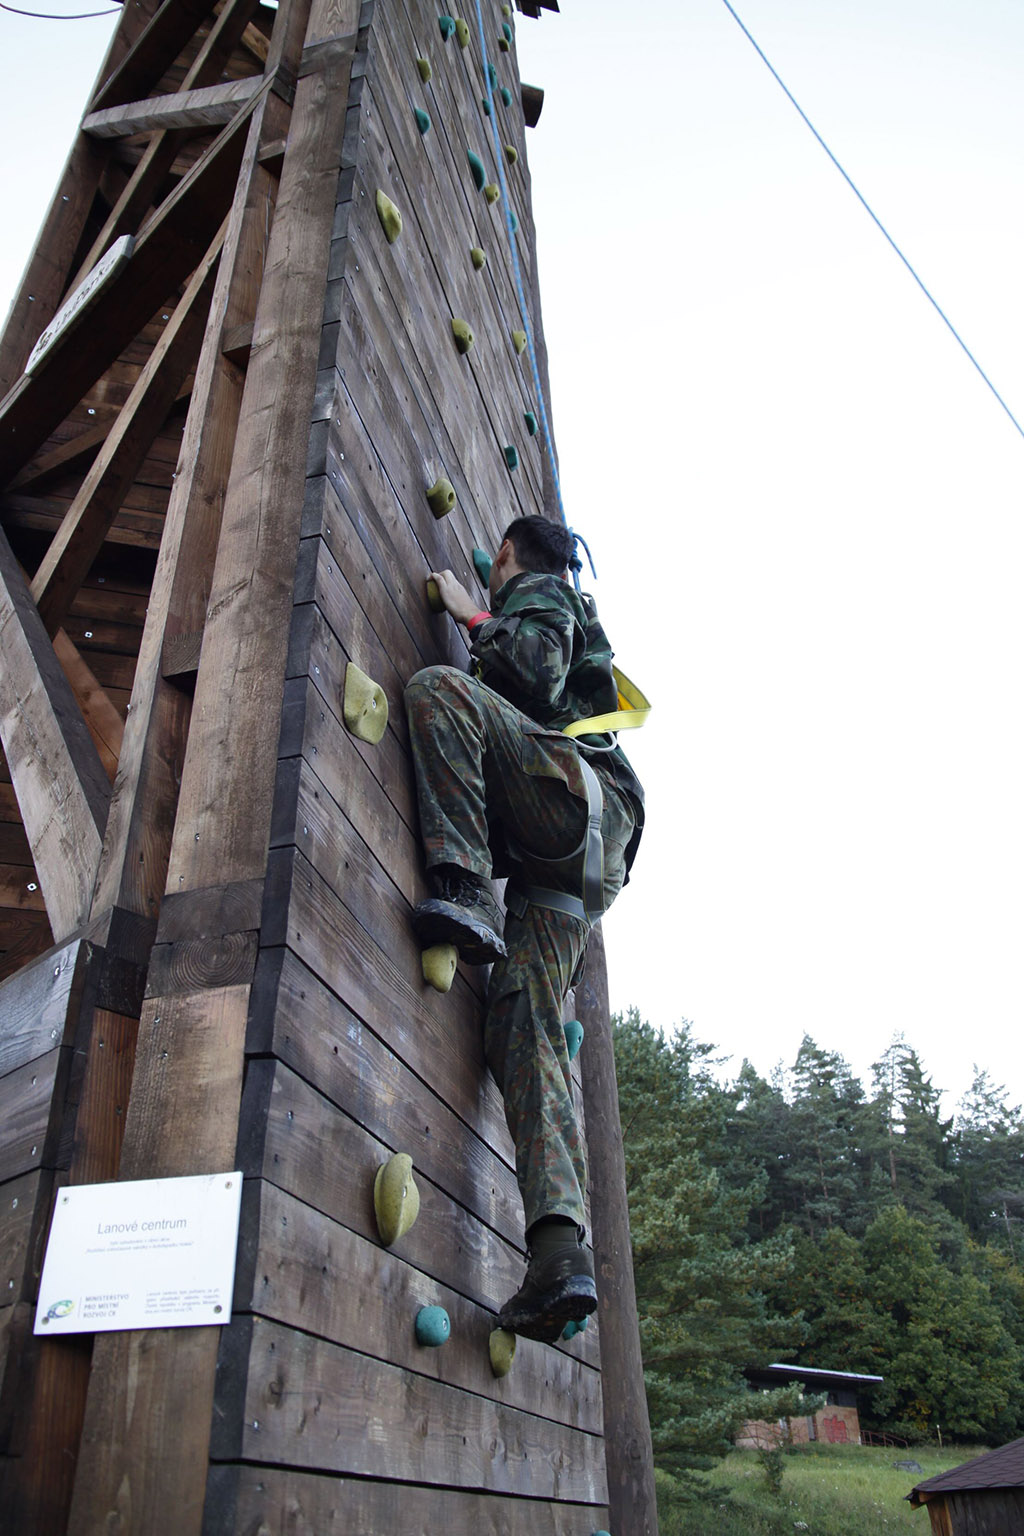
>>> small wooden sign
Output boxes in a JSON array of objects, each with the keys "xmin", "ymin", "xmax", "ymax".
[
  {"xmin": 34, "ymin": 1169, "xmax": 242, "ymax": 1334},
  {"xmin": 24, "ymin": 233, "xmax": 135, "ymax": 375}
]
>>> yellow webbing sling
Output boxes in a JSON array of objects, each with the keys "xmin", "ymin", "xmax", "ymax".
[{"xmin": 562, "ymin": 666, "xmax": 651, "ymax": 740}]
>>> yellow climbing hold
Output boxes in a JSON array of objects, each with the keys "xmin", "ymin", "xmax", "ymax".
[
  {"xmin": 426, "ymin": 476, "xmax": 457, "ymax": 518},
  {"xmin": 502, "ymin": 3, "xmax": 511, "ymax": 14},
  {"xmin": 504, "ymin": 144, "xmax": 518, "ymax": 165},
  {"xmin": 511, "ymin": 329, "xmax": 527, "ymax": 355},
  {"xmin": 374, "ymin": 1152, "xmax": 421, "ymax": 1246},
  {"xmin": 489, "ymin": 1328, "xmax": 517, "ymax": 1377},
  {"xmin": 483, "ymin": 183, "xmax": 500, "ymax": 205},
  {"xmin": 343, "ymin": 662, "xmax": 388, "ymax": 745},
  {"xmin": 375, "ymin": 189, "xmax": 402, "ymax": 244},
  {"xmin": 417, "ymin": 56, "xmax": 432, "ymax": 81},
  {"xmin": 451, "ymin": 317, "xmax": 475, "ymax": 354},
  {"xmin": 455, "ymin": 17, "xmax": 470, "ymax": 47},
  {"xmin": 422, "ymin": 943, "xmax": 457, "ymax": 992},
  {"xmin": 498, "ymin": 36, "xmax": 509, "ymax": 51},
  {"xmin": 470, "ymin": 246, "xmax": 487, "ymax": 270},
  {"xmin": 426, "ymin": 577, "xmax": 444, "ymax": 613}
]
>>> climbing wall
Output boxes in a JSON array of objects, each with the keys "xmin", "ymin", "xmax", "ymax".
[
  {"xmin": 0, "ymin": 0, "xmax": 640, "ymax": 1529},
  {"xmin": 205, "ymin": 3, "xmax": 610, "ymax": 1527}
]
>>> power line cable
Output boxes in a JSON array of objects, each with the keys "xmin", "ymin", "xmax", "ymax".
[
  {"xmin": 718, "ymin": 0, "xmax": 1024, "ymax": 443},
  {"xmin": 0, "ymin": 3, "xmax": 119, "ymax": 14}
]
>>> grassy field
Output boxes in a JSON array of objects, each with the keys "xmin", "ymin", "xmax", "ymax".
[{"xmin": 656, "ymin": 1441, "xmax": 985, "ymax": 1535}]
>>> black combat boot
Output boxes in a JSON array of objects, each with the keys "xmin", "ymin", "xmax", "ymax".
[
  {"xmin": 412, "ymin": 864, "xmax": 507, "ymax": 964},
  {"xmin": 498, "ymin": 1222, "xmax": 597, "ymax": 1343}
]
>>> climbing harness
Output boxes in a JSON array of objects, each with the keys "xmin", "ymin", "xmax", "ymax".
[
  {"xmin": 505, "ymin": 755, "xmax": 605, "ymax": 926},
  {"xmin": 563, "ymin": 666, "xmax": 651, "ymax": 741}
]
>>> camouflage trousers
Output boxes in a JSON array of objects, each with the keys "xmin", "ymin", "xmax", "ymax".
[{"xmin": 405, "ymin": 664, "xmax": 636, "ymax": 1233}]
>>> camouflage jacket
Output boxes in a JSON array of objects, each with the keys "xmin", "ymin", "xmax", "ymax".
[{"xmin": 469, "ymin": 571, "xmax": 645, "ymax": 862}]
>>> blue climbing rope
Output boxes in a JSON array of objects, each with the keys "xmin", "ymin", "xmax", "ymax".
[{"xmin": 472, "ymin": 0, "xmax": 571, "ymax": 547}]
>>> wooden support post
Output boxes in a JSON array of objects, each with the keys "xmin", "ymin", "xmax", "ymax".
[
  {"xmin": 578, "ymin": 924, "xmax": 660, "ymax": 1536},
  {"xmin": 0, "ymin": 528, "xmax": 110, "ymax": 941}
]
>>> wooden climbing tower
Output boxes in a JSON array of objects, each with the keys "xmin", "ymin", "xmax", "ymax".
[{"xmin": 0, "ymin": 1, "xmax": 656, "ymax": 1532}]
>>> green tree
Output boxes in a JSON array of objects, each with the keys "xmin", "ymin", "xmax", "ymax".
[
  {"xmin": 950, "ymin": 1068, "xmax": 1024, "ymax": 1254},
  {"xmin": 613, "ymin": 1011, "xmax": 807, "ymax": 1489}
]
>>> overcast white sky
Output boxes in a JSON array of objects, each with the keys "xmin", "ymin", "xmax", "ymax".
[{"xmin": 2, "ymin": 0, "xmax": 1022, "ymax": 1112}]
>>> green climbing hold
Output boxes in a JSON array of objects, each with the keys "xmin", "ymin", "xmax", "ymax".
[
  {"xmin": 375, "ymin": 189, "xmax": 402, "ymax": 244},
  {"xmin": 504, "ymin": 143, "xmax": 518, "ymax": 165},
  {"xmin": 489, "ymin": 1327, "xmax": 517, "ymax": 1376},
  {"xmin": 562, "ymin": 1319, "xmax": 580, "ymax": 1340},
  {"xmin": 511, "ymin": 329, "xmax": 527, "ymax": 355},
  {"xmin": 467, "ymin": 149, "xmax": 486, "ymax": 191},
  {"xmin": 502, "ymin": 3, "xmax": 511, "ymax": 14},
  {"xmin": 343, "ymin": 662, "xmax": 388, "ymax": 745},
  {"xmin": 481, "ymin": 95, "xmax": 492, "ymax": 115},
  {"xmin": 488, "ymin": 61, "xmax": 498, "ymax": 88},
  {"xmin": 414, "ymin": 107, "xmax": 431, "ymax": 135},
  {"xmin": 426, "ymin": 577, "xmax": 444, "ymax": 613},
  {"xmin": 438, "ymin": 14, "xmax": 456, "ymax": 40},
  {"xmin": 374, "ymin": 1152, "xmax": 420, "ymax": 1245},
  {"xmin": 502, "ymin": 21, "xmax": 512, "ymax": 41},
  {"xmin": 422, "ymin": 942, "xmax": 457, "ymax": 992},
  {"xmin": 426, "ymin": 476, "xmax": 457, "ymax": 517},
  {"xmin": 470, "ymin": 246, "xmax": 487, "ymax": 270},
  {"xmin": 498, "ymin": 36, "xmax": 509, "ymax": 51},
  {"xmin": 417, "ymin": 56, "xmax": 432, "ymax": 81},
  {"xmin": 500, "ymin": 85, "xmax": 512, "ymax": 107},
  {"xmin": 451, "ymin": 318, "xmax": 474, "ymax": 354},
  {"xmin": 472, "ymin": 548, "xmax": 493, "ymax": 585},
  {"xmin": 504, "ymin": 445, "xmax": 518, "ymax": 471},
  {"xmin": 483, "ymin": 183, "xmax": 500, "ymax": 204},
  {"xmin": 509, "ymin": 210, "xmax": 518, "ymax": 233},
  {"xmin": 415, "ymin": 1306, "xmax": 451, "ymax": 1346},
  {"xmin": 524, "ymin": 410, "xmax": 537, "ymax": 436},
  {"xmin": 565, "ymin": 1019, "xmax": 584, "ymax": 1061},
  {"xmin": 455, "ymin": 16, "xmax": 469, "ymax": 46}
]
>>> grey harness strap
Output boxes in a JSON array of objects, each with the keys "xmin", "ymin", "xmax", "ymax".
[{"xmin": 505, "ymin": 756, "xmax": 605, "ymax": 926}]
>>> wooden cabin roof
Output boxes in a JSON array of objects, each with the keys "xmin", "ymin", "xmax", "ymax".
[{"xmin": 908, "ymin": 1437, "xmax": 1024, "ymax": 1505}]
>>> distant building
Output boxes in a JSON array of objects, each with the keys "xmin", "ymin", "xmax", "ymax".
[
  {"xmin": 907, "ymin": 1436, "xmax": 1024, "ymax": 1534},
  {"xmin": 738, "ymin": 1364, "xmax": 884, "ymax": 1449}
]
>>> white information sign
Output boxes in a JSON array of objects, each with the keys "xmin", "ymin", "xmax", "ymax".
[
  {"xmin": 34, "ymin": 1170, "xmax": 243, "ymax": 1335},
  {"xmin": 24, "ymin": 232, "xmax": 135, "ymax": 375}
]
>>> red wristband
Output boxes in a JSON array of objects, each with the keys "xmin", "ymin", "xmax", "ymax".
[{"xmin": 467, "ymin": 611, "xmax": 491, "ymax": 629}]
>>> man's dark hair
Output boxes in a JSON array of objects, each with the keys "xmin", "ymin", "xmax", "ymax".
[{"xmin": 503, "ymin": 515, "xmax": 576, "ymax": 576}]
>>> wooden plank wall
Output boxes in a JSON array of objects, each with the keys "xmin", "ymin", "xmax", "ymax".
[{"xmin": 208, "ymin": 0, "xmax": 611, "ymax": 1528}]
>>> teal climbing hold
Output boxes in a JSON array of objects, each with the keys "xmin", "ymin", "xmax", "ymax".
[
  {"xmin": 439, "ymin": 14, "xmax": 456, "ymax": 40},
  {"xmin": 561, "ymin": 1319, "xmax": 580, "ymax": 1340},
  {"xmin": 414, "ymin": 107, "xmax": 431, "ymax": 135},
  {"xmin": 504, "ymin": 445, "xmax": 519, "ymax": 471},
  {"xmin": 565, "ymin": 1019, "xmax": 583, "ymax": 1061},
  {"xmin": 472, "ymin": 548, "xmax": 492, "ymax": 585},
  {"xmin": 500, "ymin": 86, "xmax": 512, "ymax": 107},
  {"xmin": 488, "ymin": 61, "xmax": 498, "ymax": 88},
  {"xmin": 467, "ymin": 149, "xmax": 486, "ymax": 191},
  {"xmin": 502, "ymin": 21, "xmax": 512, "ymax": 41},
  {"xmin": 509, "ymin": 210, "xmax": 518, "ymax": 233},
  {"xmin": 524, "ymin": 410, "xmax": 537, "ymax": 436},
  {"xmin": 480, "ymin": 95, "xmax": 492, "ymax": 115},
  {"xmin": 415, "ymin": 1306, "xmax": 451, "ymax": 1346},
  {"xmin": 578, "ymin": 1314, "xmax": 589, "ymax": 1332}
]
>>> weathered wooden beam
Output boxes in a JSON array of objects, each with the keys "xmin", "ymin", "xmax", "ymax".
[
  {"xmin": 83, "ymin": 76, "xmax": 263, "ymax": 141},
  {"xmin": 88, "ymin": 0, "xmax": 221, "ymax": 115},
  {"xmin": 69, "ymin": 0, "xmax": 262, "ymax": 291},
  {"xmin": 0, "ymin": 0, "xmax": 162, "ymax": 397},
  {"xmin": 0, "ymin": 78, "xmax": 270, "ymax": 485},
  {"xmin": 29, "ymin": 232, "xmax": 224, "ymax": 636},
  {"xmin": 53, "ymin": 630, "xmax": 124, "ymax": 782},
  {"xmin": 577, "ymin": 925, "xmax": 660, "ymax": 1536},
  {"xmin": 0, "ymin": 527, "xmax": 109, "ymax": 942}
]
